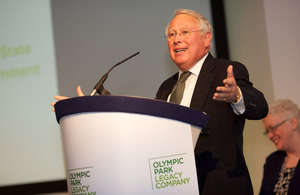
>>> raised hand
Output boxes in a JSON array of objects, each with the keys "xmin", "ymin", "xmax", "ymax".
[{"xmin": 213, "ymin": 65, "xmax": 240, "ymax": 103}]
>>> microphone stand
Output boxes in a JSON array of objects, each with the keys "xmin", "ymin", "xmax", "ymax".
[{"xmin": 90, "ymin": 52, "xmax": 140, "ymax": 96}]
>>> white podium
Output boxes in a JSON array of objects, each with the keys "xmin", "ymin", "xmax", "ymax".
[{"xmin": 55, "ymin": 96, "xmax": 210, "ymax": 195}]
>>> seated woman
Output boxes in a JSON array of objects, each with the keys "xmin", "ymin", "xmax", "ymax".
[{"xmin": 260, "ymin": 99, "xmax": 300, "ymax": 195}]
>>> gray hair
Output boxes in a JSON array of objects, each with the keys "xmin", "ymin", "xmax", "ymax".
[
  {"xmin": 165, "ymin": 9, "xmax": 213, "ymax": 36},
  {"xmin": 268, "ymin": 99, "xmax": 300, "ymax": 121}
]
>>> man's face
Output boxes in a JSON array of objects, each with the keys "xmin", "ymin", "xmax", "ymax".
[{"xmin": 167, "ymin": 14, "xmax": 211, "ymax": 72}]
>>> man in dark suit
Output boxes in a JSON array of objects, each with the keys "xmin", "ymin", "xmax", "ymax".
[
  {"xmin": 156, "ymin": 9, "xmax": 268, "ymax": 195},
  {"xmin": 51, "ymin": 8, "xmax": 269, "ymax": 195}
]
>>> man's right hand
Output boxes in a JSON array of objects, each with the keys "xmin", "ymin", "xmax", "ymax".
[{"xmin": 51, "ymin": 85, "xmax": 85, "ymax": 112}]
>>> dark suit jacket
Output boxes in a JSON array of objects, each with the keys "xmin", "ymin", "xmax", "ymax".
[
  {"xmin": 156, "ymin": 53, "xmax": 268, "ymax": 195},
  {"xmin": 259, "ymin": 151, "xmax": 300, "ymax": 195}
]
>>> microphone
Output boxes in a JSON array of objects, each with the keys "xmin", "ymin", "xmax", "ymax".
[{"xmin": 90, "ymin": 51, "xmax": 140, "ymax": 96}]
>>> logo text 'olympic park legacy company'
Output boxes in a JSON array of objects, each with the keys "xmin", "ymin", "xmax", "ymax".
[{"xmin": 149, "ymin": 153, "xmax": 191, "ymax": 190}]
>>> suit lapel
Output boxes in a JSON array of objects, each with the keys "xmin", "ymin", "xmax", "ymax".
[{"xmin": 190, "ymin": 54, "xmax": 216, "ymax": 110}]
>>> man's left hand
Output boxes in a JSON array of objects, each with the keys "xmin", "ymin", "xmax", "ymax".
[{"xmin": 213, "ymin": 65, "xmax": 240, "ymax": 103}]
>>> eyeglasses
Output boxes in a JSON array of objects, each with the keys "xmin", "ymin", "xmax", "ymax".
[
  {"xmin": 263, "ymin": 118, "xmax": 290, "ymax": 135},
  {"xmin": 165, "ymin": 30, "xmax": 202, "ymax": 39}
]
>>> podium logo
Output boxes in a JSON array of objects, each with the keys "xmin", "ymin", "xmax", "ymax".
[
  {"xmin": 68, "ymin": 166, "xmax": 97, "ymax": 195},
  {"xmin": 149, "ymin": 153, "xmax": 191, "ymax": 190}
]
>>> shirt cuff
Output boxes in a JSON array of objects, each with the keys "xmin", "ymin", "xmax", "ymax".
[{"xmin": 230, "ymin": 88, "xmax": 245, "ymax": 115}]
